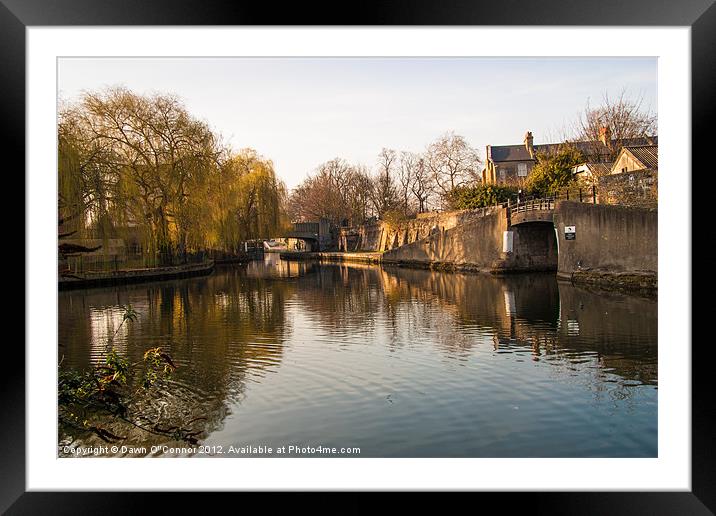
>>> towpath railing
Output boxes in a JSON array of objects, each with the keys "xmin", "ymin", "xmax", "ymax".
[
  {"xmin": 508, "ymin": 197, "xmax": 556, "ymax": 217},
  {"xmin": 502, "ymin": 185, "xmax": 599, "ymax": 218},
  {"xmin": 553, "ymin": 185, "xmax": 598, "ymax": 203}
]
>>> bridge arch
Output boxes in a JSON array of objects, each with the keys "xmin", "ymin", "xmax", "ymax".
[
  {"xmin": 283, "ymin": 232, "xmax": 319, "ymax": 251},
  {"xmin": 509, "ymin": 198, "xmax": 555, "ymax": 226},
  {"xmin": 505, "ymin": 199, "xmax": 558, "ymax": 271}
]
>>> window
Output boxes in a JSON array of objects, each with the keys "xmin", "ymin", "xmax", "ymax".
[{"xmin": 518, "ymin": 163, "xmax": 528, "ymax": 177}]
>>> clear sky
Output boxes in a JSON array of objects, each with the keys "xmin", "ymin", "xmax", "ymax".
[{"xmin": 58, "ymin": 57, "xmax": 657, "ymax": 189}]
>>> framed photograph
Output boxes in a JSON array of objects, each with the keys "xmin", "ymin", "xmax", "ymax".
[{"xmin": 6, "ymin": 0, "xmax": 711, "ymax": 512}]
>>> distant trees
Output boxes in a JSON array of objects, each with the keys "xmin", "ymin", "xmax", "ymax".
[
  {"xmin": 58, "ymin": 87, "xmax": 290, "ymax": 265},
  {"xmin": 61, "ymin": 86, "xmax": 659, "ymax": 249},
  {"xmin": 397, "ymin": 151, "xmax": 419, "ymax": 215},
  {"xmin": 287, "ymin": 158, "xmax": 374, "ymax": 226},
  {"xmin": 371, "ymin": 148, "xmax": 401, "ymax": 219},
  {"xmin": 288, "ymin": 132, "xmax": 483, "ymax": 224}
]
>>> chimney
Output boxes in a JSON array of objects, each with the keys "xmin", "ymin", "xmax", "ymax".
[
  {"xmin": 598, "ymin": 126, "xmax": 612, "ymax": 147},
  {"xmin": 524, "ymin": 131, "xmax": 534, "ymax": 159}
]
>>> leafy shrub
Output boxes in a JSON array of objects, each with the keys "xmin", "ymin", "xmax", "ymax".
[
  {"xmin": 58, "ymin": 305, "xmax": 202, "ymax": 447},
  {"xmin": 525, "ymin": 145, "xmax": 584, "ymax": 197},
  {"xmin": 448, "ymin": 184, "xmax": 518, "ymax": 210}
]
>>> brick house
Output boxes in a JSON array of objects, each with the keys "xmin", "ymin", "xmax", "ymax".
[{"xmin": 483, "ymin": 128, "xmax": 657, "ymax": 185}]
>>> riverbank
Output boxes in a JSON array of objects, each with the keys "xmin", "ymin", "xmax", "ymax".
[
  {"xmin": 214, "ymin": 256, "xmax": 256, "ymax": 264},
  {"xmin": 280, "ymin": 251, "xmax": 383, "ymax": 264},
  {"xmin": 58, "ymin": 260, "xmax": 215, "ymax": 290},
  {"xmin": 557, "ymin": 270, "xmax": 657, "ymax": 297},
  {"xmin": 279, "ymin": 250, "xmax": 655, "ymax": 295}
]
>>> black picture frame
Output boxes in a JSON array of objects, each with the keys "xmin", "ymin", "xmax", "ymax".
[{"xmin": 5, "ymin": 0, "xmax": 712, "ymax": 512}]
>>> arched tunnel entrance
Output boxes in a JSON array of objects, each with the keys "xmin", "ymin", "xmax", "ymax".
[{"xmin": 506, "ymin": 221, "xmax": 558, "ymax": 272}]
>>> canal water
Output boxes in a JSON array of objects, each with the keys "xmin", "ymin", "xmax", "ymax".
[{"xmin": 58, "ymin": 254, "xmax": 657, "ymax": 457}]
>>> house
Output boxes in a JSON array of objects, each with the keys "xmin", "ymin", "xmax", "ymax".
[
  {"xmin": 482, "ymin": 132, "xmax": 547, "ymax": 185},
  {"xmin": 572, "ymin": 162, "xmax": 612, "ymax": 184},
  {"xmin": 610, "ymin": 144, "xmax": 658, "ymax": 174},
  {"xmin": 483, "ymin": 128, "xmax": 657, "ymax": 185}
]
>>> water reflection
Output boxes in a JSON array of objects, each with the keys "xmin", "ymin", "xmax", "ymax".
[{"xmin": 58, "ymin": 255, "xmax": 657, "ymax": 457}]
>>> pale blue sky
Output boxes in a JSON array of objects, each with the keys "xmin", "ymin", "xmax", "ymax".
[{"xmin": 58, "ymin": 57, "xmax": 657, "ymax": 188}]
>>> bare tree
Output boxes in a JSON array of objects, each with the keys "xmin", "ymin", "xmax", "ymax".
[
  {"xmin": 573, "ymin": 89, "xmax": 657, "ymax": 160},
  {"xmin": 424, "ymin": 132, "xmax": 481, "ymax": 205},
  {"xmin": 398, "ymin": 151, "xmax": 419, "ymax": 216},
  {"xmin": 371, "ymin": 148, "xmax": 400, "ymax": 219},
  {"xmin": 344, "ymin": 165, "xmax": 374, "ymax": 225},
  {"xmin": 288, "ymin": 158, "xmax": 374, "ymax": 226},
  {"xmin": 410, "ymin": 156, "xmax": 433, "ymax": 213}
]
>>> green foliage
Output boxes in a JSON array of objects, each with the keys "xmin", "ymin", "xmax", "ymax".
[
  {"xmin": 121, "ymin": 305, "xmax": 139, "ymax": 323},
  {"xmin": 58, "ymin": 305, "xmax": 196, "ymax": 446},
  {"xmin": 525, "ymin": 146, "xmax": 584, "ymax": 197},
  {"xmin": 141, "ymin": 347, "xmax": 178, "ymax": 389},
  {"xmin": 448, "ymin": 184, "xmax": 518, "ymax": 210},
  {"xmin": 58, "ymin": 348, "xmax": 133, "ymax": 437},
  {"xmin": 58, "ymin": 88, "xmax": 290, "ymax": 264},
  {"xmin": 103, "ymin": 349, "xmax": 130, "ymax": 387}
]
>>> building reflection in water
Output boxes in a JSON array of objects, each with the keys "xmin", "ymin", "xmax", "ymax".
[{"xmin": 58, "ymin": 256, "xmax": 657, "ymax": 457}]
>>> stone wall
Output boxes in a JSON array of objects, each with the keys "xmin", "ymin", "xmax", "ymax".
[
  {"xmin": 380, "ymin": 207, "xmax": 558, "ymax": 273},
  {"xmin": 340, "ymin": 201, "xmax": 657, "ymax": 291},
  {"xmin": 381, "ymin": 208, "xmax": 508, "ymax": 271},
  {"xmin": 553, "ymin": 201, "xmax": 657, "ymax": 290},
  {"xmin": 339, "ymin": 208, "xmax": 496, "ymax": 253},
  {"xmin": 598, "ymin": 169, "xmax": 657, "ymax": 209}
]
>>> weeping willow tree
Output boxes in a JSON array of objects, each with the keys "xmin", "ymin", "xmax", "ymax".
[
  {"xmin": 58, "ymin": 87, "xmax": 290, "ymax": 266},
  {"xmin": 201, "ymin": 149, "xmax": 291, "ymax": 253},
  {"xmin": 58, "ymin": 103, "xmax": 118, "ymax": 241}
]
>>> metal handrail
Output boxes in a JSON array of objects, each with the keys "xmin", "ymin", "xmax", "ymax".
[
  {"xmin": 495, "ymin": 185, "xmax": 598, "ymax": 215},
  {"xmin": 508, "ymin": 197, "xmax": 555, "ymax": 216}
]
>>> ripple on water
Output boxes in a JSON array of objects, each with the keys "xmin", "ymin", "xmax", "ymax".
[{"xmin": 58, "ymin": 261, "xmax": 658, "ymax": 457}]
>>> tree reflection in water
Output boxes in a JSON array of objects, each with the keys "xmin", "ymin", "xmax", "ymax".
[{"xmin": 59, "ymin": 256, "xmax": 657, "ymax": 457}]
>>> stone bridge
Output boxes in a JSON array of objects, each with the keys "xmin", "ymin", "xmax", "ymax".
[
  {"xmin": 381, "ymin": 198, "xmax": 560, "ymax": 273},
  {"xmin": 280, "ymin": 219, "xmax": 332, "ymax": 252},
  {"xmin": 330, "ymin": 201, "xmax": 561, "ymax": 272},
  {"xmin": 281, "ymin": 198, "xmax": 656, "ymax": 290},
  {"xmin": 380, "ymin": 197, "xmax": 656, "ymax": 287},
  {"xmin": 284, "ymin": 230, "xmax": 320, "ymax": 242},
  {"xmin": 508, "ymin": 198, "xmax": 555, "ymax": 225}
]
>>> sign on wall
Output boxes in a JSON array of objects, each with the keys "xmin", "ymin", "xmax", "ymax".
[
  {"xmin": 564, "ymin": 226, "xmax": 576, "ymax": 240},
  {"xmin": 503, "ymin": 231, "xmax": 514, "ymax": 253}
]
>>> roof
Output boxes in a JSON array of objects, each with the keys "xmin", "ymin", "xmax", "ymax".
[
  {"xmin": 488, "ymin": 135, "xmax": 658, "ymax": 164},
  {"xmin": 488, "ymin": 145, "xmax": 532, "ymax": 162},
  {"xmin": 488, "ymin": 143, "xmax": 562, "ymax": 162},
  {"xmin": 620, "ymin": 145, "xmax": 658, "ymax": 170},
  {"xmin": 574, "ymin": 162, "xmax": 612, "ymax": 176}
]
